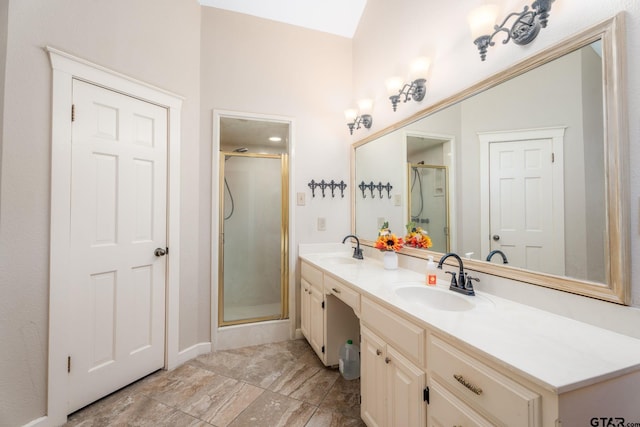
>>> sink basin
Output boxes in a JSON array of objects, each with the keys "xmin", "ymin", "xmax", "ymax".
[
  {"xmin": 393, "ymin": 283, "xmax": 475, "ymax": 312},
  {"xmin": 321, "ymin": 256, "xmax": 358, "ymax": 265}
]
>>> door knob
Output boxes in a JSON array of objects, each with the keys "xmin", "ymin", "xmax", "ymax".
[
  {"xmin": 492, "ymin": 234, "xmax": 500, "ymax": 241},
  {"xmin": 154, "ymin": 247, "xmax": 167, "ymax": 257}
]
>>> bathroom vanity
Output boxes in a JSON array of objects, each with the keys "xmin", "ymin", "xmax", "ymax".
[{"xmin": 299, "ymin": 246, "xmax": 640, "ymax": 426}]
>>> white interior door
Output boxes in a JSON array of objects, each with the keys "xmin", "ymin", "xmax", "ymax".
[
  {"xmin": 68, "ymin": 79, "xmax": 168, "ymax": 412},
  {"xmin": 489, "ymin": 138, "xmax": 563, "ymax": 274}
]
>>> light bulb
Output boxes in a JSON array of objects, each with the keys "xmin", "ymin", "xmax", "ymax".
[
  {"xmin": 357, "ymin": 99, "xmax": 373, "ymax": 115},
  {"xmin": 409, "ymin": 57, "xmax": 431, "ymax": 81},
  {"xmin": 468, "ymin": 4, "xmax": 499, "ymax": 40},
  {"xmin": 386, "ymin": 76, "xmax": 404, "ymax": 96},
  {"xmin": 344, "ymin": 108, "xmax": 358, "ymax": 122}
]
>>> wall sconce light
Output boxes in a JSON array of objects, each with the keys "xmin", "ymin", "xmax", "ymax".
[
  {"xmin": 345, "ymin": 99, "xmax": 373, "ymax": 135},
  {"xmin": 386, "ymin": 56, "xmax": 430, "ymax": 112},
  {"xmin": 469, "ymin": 0, "xmax": 554, "ymax": 61}
]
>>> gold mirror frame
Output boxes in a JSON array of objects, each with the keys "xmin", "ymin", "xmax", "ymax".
[{"xmin": 350, "ymin": 14, "xmax": 629, "ymax": 304}]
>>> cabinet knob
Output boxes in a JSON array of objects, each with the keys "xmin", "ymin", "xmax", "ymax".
[
  {"xmin": 385, "ymin": 357, "xmax": 391, "ymax": 364},
  {"xmin": 376, "ymin": 349, "xmax": 382, "ymax": 356}
]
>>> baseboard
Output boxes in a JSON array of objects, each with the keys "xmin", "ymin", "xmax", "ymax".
[
  {"xmin": 176, "ymin": 341, "xmax": 212, "ymax": 366},
  {"xmin": 215, "ymin": 319, "xmax": 292, "ymax": 351},
  {"xmin": 294, "ymin": 328, "xmax": 304, "ymax": 340},
  {"xmin": 22, "ymin": 416, "xmax": 48, "ymax": 427}
]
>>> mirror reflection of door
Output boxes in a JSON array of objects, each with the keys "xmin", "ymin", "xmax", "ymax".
[
  {"xmin": 480, "ymin": 127, "xmax": 567, "ymax": 277},
  {"xmin": 406, "ymin": 134, "xmax": 453, "ymax": 253}
]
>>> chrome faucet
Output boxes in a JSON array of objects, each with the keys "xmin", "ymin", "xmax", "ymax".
[
  {"xmin": 342, "ymin": 235, "xmax": 363, "ymax": 260},
  {"xmin": 486, "ymin": 249, "xmax": 508, "ymax": 264},
  {"xmin": 437, "ymin": 252, "xmax": 477, "ymax": 296}
]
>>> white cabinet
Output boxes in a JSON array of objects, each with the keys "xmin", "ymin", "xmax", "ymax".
[
  {"xmin": 308, "ymin": 282, "xmax": 325, "ymax": 357},
  {"xmin": 300, "ymin": 261, "xmax": 359, "ymax": 366},
  {"xmin": 361, "ymin": 325, "xmax": 426, "ymax": 427},
  {"xmin": 428, "ymin": 333, "xmax": 541, "ymax": 426},
  {"xmin": 427, "ymin": 378, "xmax": 494, "ymax": 427},
  {"xmin": 300, "ymin": 278, "xmax": 311, "ymax": 339},
  {"xmin": 300, "ymin": 255, "xmax": 640, "ymax": 427}
]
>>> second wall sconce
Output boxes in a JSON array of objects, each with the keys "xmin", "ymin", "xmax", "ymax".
[
  {"xmin": 468, "ymin": 0, "xmax": 554, "ymax": 61},
  {"xmin": 345, "ymin": 99, "xmax": 373, "ymax": 135},
  {"xmin": 386, "ymin": 56, "xmax": 430, "ymax": 112}
]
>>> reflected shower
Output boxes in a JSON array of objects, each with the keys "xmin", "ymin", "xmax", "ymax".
[{"xmin": 224, "ymin": 147, "xmax": 248, "ymax": 220}]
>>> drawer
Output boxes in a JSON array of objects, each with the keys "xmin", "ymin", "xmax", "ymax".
[
  {"xmin": 301, "ymin": 261, "xmax": 323, "ymax": 288},
  {"xmin": 428, "ymin": 378, "xmax": 494, "ymax": 427},
  {"xmin": 324, "ymin": 274, "xmax": 360, "ymax": 313},
  {"xmin": 361, "ymin": 297, "xmax": 425, "ymax": 366},
  {"xmin": 429, "ymin": 335, "xmax": 540, "ymax": 426}
]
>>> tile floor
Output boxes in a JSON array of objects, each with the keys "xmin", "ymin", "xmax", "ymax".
[{"xmin": 65, "ymin": 339, "xmax": 365, "ymax": 427}]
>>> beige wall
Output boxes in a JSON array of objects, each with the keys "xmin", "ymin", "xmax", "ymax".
[
  {"xmin": 198, "ymin": 7, "xmax": 353, "ymax": 345},
  {"xmin": 0, "ymin": 2, "xmax": 353, "ymax": 425},
  {"xmin": 0, "ymin": 1, "xmax": 201, "ymax": 424},
  {"xmin": 0, "ymin": 0, "xmax": 7, "ymax": 191}
]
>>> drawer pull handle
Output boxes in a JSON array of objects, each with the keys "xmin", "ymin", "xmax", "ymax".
[
  {"xmin": 453, "ymin": 374, "xmax": 483, "ymax": 395},
  {"xmin": 376, "ymin": 349, "xmax": 382, "ymax": 356},
  {"xmin": 385, "ymin": 357, "xmax": 391, "ymax": 364},
  {"xmin": 331, "ymin": 287, "xmax": 341, "ymax": 294}
]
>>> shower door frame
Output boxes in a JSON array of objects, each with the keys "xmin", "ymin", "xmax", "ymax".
[{"xmin": 217, "ymin": 152, "xmax": 289, "ymax": 327}]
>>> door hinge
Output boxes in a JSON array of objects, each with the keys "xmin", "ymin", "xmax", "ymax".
[
  {"xmin": 321, "ymin": 301, "xmax": 325, "ymax": 309},
  {"xmin": 67, "ymin": 356, "xmax": 71, "ymax": 373},
  {"xmin": 423, "ymin": 387, "xmax": 429, "ymax": 404},
  {"xmin": 321, "ymin": 345, "xmax": 325, "ymax": 354},
  {"xmin": 71, "ymin": 104, "xmax": 75, "ymax": 122},
  {"xmin": 551, "ymin": 152, "xmax": 555, "ymax": 163}
]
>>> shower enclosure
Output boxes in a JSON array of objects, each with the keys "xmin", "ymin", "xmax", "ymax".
[
  {"xmin": 409, "ymin": 164, "xmax": 449, "ymax": 253},
  {"xmin": 406, "ymin": 133, "xmax": 453, "ymax": 253},
  {"xmin": 218, "ymin": 146, "xmax": 289, "ymax": 327}
]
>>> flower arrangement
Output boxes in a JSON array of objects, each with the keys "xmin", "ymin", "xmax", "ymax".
[
  {"xmin": 374, "ymin": 222, "xmax": 404, "ymax": 252},
  {"xmin": 404, "ymin": 221, "xmax": 433, "ymax": 249}
]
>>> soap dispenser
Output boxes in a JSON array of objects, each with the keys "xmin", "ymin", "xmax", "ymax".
[{"xmin": 426, "ymin": 255, "xmax": 437, "ymax": 286}]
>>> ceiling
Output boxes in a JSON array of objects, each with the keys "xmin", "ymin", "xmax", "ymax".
[
  {"xmin": 220, "ymin": 117, "xmax": 289, "ymax": 154},
  {"xmin": 199, "ymin": 0, "xmax": 367, "ymax": 38}
]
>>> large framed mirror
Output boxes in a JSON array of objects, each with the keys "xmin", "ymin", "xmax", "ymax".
[{"xmin": 351, "ymin": 14, "xmax": 629, "ymax": 304}]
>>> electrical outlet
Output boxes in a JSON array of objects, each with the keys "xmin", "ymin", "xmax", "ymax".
[
  {"xmin": 296, "ymin": 192, "xmax": 305, "ymax": 206},
  {"xmin": 317, "ymin": 217, "xmax": 326, "ymax": 231},
  {"xmin": 394, "ymin": 194, "xmax": 402, "ymax": 206},
  {"xmin": 377, "ymin": 217, "xmax": 385, "ymax": 228}
]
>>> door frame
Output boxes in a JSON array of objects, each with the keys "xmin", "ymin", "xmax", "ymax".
[
  {"xmin": 211, "ymin": 109, "xmax": 295, "ymax": 350},
  {"xmin": 45, "ymin": 47, "xmax": 182, "ymax": 427},
  {"xmin": 478, "ymin": 127, "xmax": 565, "ymax": 269},
  {"xmin": 403, "ymin": 130, "xmax": 456, "ymax": 253}
]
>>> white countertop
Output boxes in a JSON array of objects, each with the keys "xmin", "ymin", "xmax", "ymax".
[{"xmin": 299, "ymin": 247, "xmax": 640, "ymax": 394}]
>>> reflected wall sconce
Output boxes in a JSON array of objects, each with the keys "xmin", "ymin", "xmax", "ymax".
[
  {"xmin": 386, "ymin": 57, "xmax": 430, "ymax": 112},
  {"xmin": 469, "ymin": 0, "xmax": 554, "ymax": 61},
  {"xmin": 345, "ymin": 99, "xmax": 373, "ymax": 135}
]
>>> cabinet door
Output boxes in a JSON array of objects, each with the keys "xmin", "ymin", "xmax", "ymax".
[
  {"xmin": 361, "ymin": 326, "xmax": 388, "ymax": 427},
  {"xmin": 427, "ymin": 378, "xmax": 494, "ymax": 427},
  {"xmin": 309, "ymin": 285, "xmax": 325, "ymax": 361},
  {"xmin": 386, "ymin": 345, "xmax": 426, "ymax": 427},
  {"xmin": 300, "ymin": 279, "xmax": 311, "ymax": 340}
]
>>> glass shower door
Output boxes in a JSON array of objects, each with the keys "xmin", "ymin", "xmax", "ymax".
[{"xmin": 219, "ymin": 153, "xmax": 288, "ymax": 326}]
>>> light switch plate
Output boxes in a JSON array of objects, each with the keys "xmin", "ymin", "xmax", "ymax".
[
  {"xmin": 296, "ymin": 192, "xmax": 305, "ymax": 206},
  {"xmin": 317, "ymin": 217, "xmax": 326, "ymax": 231},
  {"xmin": 394, "ymin": 194, "xmax": 402, "ymax": 206}
]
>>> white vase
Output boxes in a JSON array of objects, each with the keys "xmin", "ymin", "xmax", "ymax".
[{"xmin": 383, "ymin": 251, "xmax": 398, "ymax": 270}]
